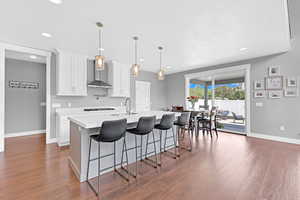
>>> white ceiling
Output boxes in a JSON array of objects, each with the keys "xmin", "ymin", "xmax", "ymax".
[{"xmin": 0, "ymin": 0, "xmax": 291, "ymax": 74}]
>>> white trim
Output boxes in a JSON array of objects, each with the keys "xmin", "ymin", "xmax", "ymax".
[
  {"xmin": 249, "ymin": 132, "xmax": 300, "ymax": 145},
  {"xmin": 0, "ymin": 42, "xmax": 52, "ymax": 152},
  {"xmin": 184, "ymin": 64, "xmax": 251, "ymax": 136},
  {"xmin": 68, "ymin": 156, "xmax": 82, "ymax": 181},
  {"xmin": 46, "ymin": 138, "xmax": 57, "ymax": 144},
  {"xmin": 5, "ymin": 130, "xmax": 46, "ymax": 138},
  {"xmin": 0, "ymin": 46, "xmax": 5, "ymax": 152}
]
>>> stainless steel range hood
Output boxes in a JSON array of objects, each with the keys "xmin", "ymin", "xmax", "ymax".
[{"xmin": 87, "ymin": 60, "xmax": 112, "ymax": 88}]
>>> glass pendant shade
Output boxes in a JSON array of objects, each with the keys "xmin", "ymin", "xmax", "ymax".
[
  {"xmin": 95, "ymin": 55, "xmax": 105, "ymax": 71},
  {"xmin": 131, "ymin": 63, "xmax": 140, "ymax": 77},
  {"xmin": 157, "ymin": 46, "xmax": 164, "ymax": 80},
  {"xmin": 132, "ymin": 36, "xmax": 140, "ymax": 77},
  {"xmin": 158, "ymin": 69, "xmax": 165, "ymax": 80}
]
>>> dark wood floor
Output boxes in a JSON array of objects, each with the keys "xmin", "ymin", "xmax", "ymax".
[{"xmin": 0, "ymin": 133, "xmax": 299, "ymax": 200}]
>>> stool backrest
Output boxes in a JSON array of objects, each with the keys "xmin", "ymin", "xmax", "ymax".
[
  {"xmin": 99, "ymin": 118, "xmax": 127, "ymax": 142},
  {"xmin": 178, "ymin": 112, "xmax": 191, "ymax": 126},
  {"xmin": 136, "ymin": 116, "xmax": 156, "ymax": 134},
  {"xmin": 160, "ymin": 113, "xmax": 175, "ymax": 129}
]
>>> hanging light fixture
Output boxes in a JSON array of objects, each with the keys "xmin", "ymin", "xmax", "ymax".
[
  {"xmin": 131, "ymin": 36, "xmax": 140, "ymax": 77},
  {"xmin": 95, "ymin": 22, "xmax": 105, "ymax": 71},
  {"xmin": 157, "ymin": 46, "xmax": 165, "ymax": 80}
]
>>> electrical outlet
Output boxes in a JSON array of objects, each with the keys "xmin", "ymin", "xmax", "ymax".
[{"xmin": 280, "ymin": 126, "xmax": 285, "ymax": 131}]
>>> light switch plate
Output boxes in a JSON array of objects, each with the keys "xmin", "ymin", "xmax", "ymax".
[{"xmin": 255, "ymin": 102, "xmax": 263, "ymax": 107}]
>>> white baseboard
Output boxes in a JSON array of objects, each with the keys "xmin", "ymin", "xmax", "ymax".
[
  {"xmin": 46, "ymin": 138, "xmax": 57, "ymax": 144},
  {"xmin": 249, "ymin": 132, "xmax": 300, "ymax": 145},
  {"xmin": 5, "ymin": 130, "xmax": 46, "ymax": 138},
  {"xmin": 68, "ymin": 156, "xmax": 81, "ymax": 182}
]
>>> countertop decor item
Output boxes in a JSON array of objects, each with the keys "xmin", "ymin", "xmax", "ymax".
[
  {"xmin": 157, "ymin": 46, "xmax": 165, "ymax": 80},
  {"xmin": 131, "ymin": 36, "xmax": 141, "ymax": 77},
  {"xmin": 95, "ymin": 22, "xmax": 105, "ymax": 71},
  {"xmin": 187, "ymin": 96, "xmax": 200, "ymax": 110}
]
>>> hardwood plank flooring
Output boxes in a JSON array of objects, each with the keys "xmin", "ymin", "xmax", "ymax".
[{"xmin": 0, "ymin": 133, "xmax": 299, "ymax": 200}]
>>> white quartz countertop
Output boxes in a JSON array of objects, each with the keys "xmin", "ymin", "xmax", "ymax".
[
  {"xmin": 56, "ymin": 106, "xmax": 125, "ymax": 116},
  {"xmin": 68, "ymin": 111, "xmax": 180, "ymax": 129}
]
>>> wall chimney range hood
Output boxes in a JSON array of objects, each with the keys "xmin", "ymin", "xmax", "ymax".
[{"xmin": 87, "ymin": 60, "xmax": 112, "ymax": 88}]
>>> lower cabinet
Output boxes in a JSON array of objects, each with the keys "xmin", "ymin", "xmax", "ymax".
[{"xmin": 56, "ymin": 115, "xmax": 70, "ymax": 147}]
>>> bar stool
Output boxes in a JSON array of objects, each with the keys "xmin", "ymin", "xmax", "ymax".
[
  {"xmin": 126, "ymin": 116, "xmax": 157, "ymax": 178},
  {"xmin": 86, "ymin": 118, "xmax": 129, "ymax": 196},
  {"xmin": 154, "ymin": 113, "xmax": 177, "ymax": 165},
  {"xmin": 174, "ymin": 112, "xmax": 192, "ymax": 155}
]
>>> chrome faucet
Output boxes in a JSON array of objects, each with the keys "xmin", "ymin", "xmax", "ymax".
[{"xmin": 124, "ymin": 97, "xmax": 131, "ymax": 115}]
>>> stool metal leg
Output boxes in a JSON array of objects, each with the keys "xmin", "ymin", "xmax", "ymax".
[
  {"xmin": 159, "ymin": 130, "xmax": 162, "ymax": 165},
  {"xmin": 86, "ymin": 137, "xmax": 92, "ymax": 181},
  {"xmin": 86, "ymin": 138, "xmax": 99, "ymax": 196},
  {"xmin": 97, "ymin": 142, "xmax": 100, "ymax": 196},
  {"xmin": 135, "ymin": 135, "xmax": 138, "ymax": 178},
  {"xmin": 163, "ymin": 130, "xmax": 167, "ymax": 151},
  {"xmin": 151, "ymin": 131, "xmax": 158, "ymax": 168},
  {"xmin": 145, "ymin": 134, "xmax": 149, "ymax": 159},
  {"xmin": 172, "ymin": 126, "xmax": 178, "ymax": 158},
  {"xmin": 123, "ymin": 136, "xmax": 131, "ymax": 180},
  {"xmin": 140, "ymin": 135, "xmax": 143, "ymax": 161},
  {"xmin": 113, "ymin": 141, "xmax": 116, "ymax": 171},
  {"xmin": 177, "ymin": 127, "xmax": 181, "ymax": 157},
  {"xmin": 144, "ymin": 131, "xmax": 158, "ymax": 169}
]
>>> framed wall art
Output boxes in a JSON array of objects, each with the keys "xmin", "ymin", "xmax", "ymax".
[
  {"xmin": 254, "ymin": 80, "xmax": 264, "ymax": 90},
  {"xmin": 254, "ymin": 91, "xmax": 265, "ymax": 98},
  {"xmin": 286, "ymin": 77, "xmax": 297, "ymax": 87},
  {"xmin": 268, "ymin": 90, "xmax": 283, "ymax": 99},
  {"xmin": 268, "ymin": 66, "xmax": 280, "ymax": 76},
  {"xmin": 284, "ymin": 88, "xmax": 298, "ymax": 97},
  {"xmin": 265, "ymin": 76, "xmax": 283, "ymax": 90}
]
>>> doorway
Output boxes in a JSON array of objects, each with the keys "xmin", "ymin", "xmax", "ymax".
[
  {"xmin": 185, "ymin": 64, "xmax": 251, "ymax": 135},
  {"xmin": 0, "ymin": 43, "xmax": 51, "ymax": 152},
  {"xmin": 135, "ymin": 81, "xmax": 151, "ymax": 112},
  {"xmin": 5, "ymin": 51, "xmax": 46, "ymax": 138}
]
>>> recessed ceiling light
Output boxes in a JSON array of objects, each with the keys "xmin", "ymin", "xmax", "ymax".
[
  {"xmin": 30, "ymin": 55, "xmax": 37, "ymax": 59},
  {"xmin": 139, "ymin": 58, "xmax": 144, "ymax": 62},
  {"xmin": 41, "ymin": 32, "xmax": 52, "ymax": 38},
  {"xmin": 166, "ymin": 66, "xmax": 172, "ymax": 69},
  {"xmin": 49, "ymin": 0, "xmax": 62, "ymax": 4},
  {"xmin": 240, "ymin": 47, "xmax": 248, "ymax": 51},
  {"xmin": 98, "ymin": 48, "xmax": 105, "ymax": 51}
]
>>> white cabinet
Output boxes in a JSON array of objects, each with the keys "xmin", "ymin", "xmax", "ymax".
[
  {"xmin": 107, "ymin": 61, "xmax": 130, "ymax": 97},
  {"xmin": 56, "ymin": 50, "xmax": 87, "ymax": 96},
  {"xmin": 56, "ymin": 115, "xmax": 70, "ymax": 147}
]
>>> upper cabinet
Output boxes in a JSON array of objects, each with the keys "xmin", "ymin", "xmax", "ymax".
[
  {"xmin": 107, "ymin": 61, "xmax": 130, "ymax": 97},
  {"xmin": 56, "ymin": 50, "xmax": 87, "ymax": 96}
]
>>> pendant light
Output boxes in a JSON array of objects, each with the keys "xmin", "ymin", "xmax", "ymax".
[
  {"xmin": 131, "ymin": 36, "xmax": 140, "ymax": 77},
  {"xmin": 157, "ymin": 46, "xmax": 165, "ymax": 80},
  {"xmin": 95, "ymin": 22, "xmax": 105, "ymax": 71}
]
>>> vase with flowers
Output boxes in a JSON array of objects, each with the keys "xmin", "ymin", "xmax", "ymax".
[{"xmin": 187, "ymin": 96, "xmax": 200, "ymax": 110}]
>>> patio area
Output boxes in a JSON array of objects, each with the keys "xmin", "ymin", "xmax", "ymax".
[{"xmin": 218, "ymin": 119, "xmax": 246, "ymax": 133}]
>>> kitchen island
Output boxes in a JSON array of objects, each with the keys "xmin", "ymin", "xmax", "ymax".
[{"xmin": 68, "ymin": 111, "xmax": 180, "ymax": 182}]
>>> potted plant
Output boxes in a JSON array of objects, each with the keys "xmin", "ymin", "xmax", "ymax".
[{"xmin": 187, "ymin": 96, "xmax": 200, "ymax": 110}]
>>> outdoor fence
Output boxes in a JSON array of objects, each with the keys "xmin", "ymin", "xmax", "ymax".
[{"xmin": 194, "ymin": 99, "xmax": 245, "ymax": 116}]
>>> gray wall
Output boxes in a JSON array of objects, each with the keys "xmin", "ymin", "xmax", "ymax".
[
  {"xmin": 131, "ymin": 71, "xmax": 167, "ymax": 111},
  {"xmin": 165, "ymin": 0, "xmax": 300, "ymax": 140},
  {"xmin": 49, "ymin": 55, "xmax": 167, "ymax": 139},
  {"xmin": 5, "ymin": 59, "xmax": 46, "ymax": 134}
]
